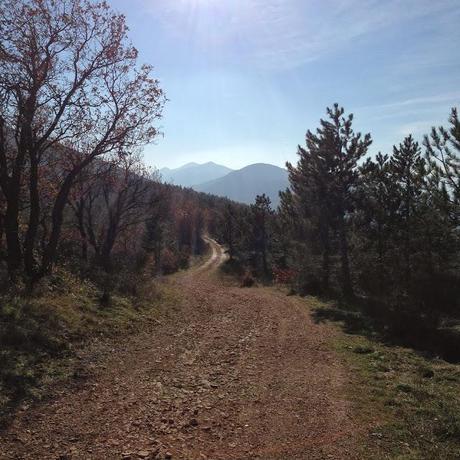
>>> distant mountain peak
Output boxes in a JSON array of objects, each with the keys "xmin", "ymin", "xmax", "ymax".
[
  {"xmin": 179, "ymin": 162, "xmax": 200, "ymax": 169},
  {"xmin": 159, "ymin": 162, "xmax": 288, "ymax": 205},
  {"xmin": 159, "ymin": 161, "xmax": 233, "ymax": 188},
  {"xmin": 193, "ymin": 163, "xmax": 289, "ymax": 206}
]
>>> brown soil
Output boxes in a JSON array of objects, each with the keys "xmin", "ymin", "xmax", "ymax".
[{"xmin": 1, "ymin": 239, "xmax": 363, "ymax": 459}]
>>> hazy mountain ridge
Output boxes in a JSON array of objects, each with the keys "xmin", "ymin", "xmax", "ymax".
[
  {"xmin": 194, "ymin": 163, "xmax": 289, "ymax": 207},
  {"xmin": 160, "ymin": 161, "xmax": 289, "ymax": 206},
  {"xmin": 160, "ymin": 162, "xmax": 233, "ymax": 187}
]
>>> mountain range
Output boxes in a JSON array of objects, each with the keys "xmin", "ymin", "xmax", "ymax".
[{"xmin": 160, "ymin": 162, "xmax": 289, "ymax": 206}]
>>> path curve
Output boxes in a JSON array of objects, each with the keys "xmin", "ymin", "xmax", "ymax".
[{"xmin": 193, "ymin": 237, "xmax": 227, "ymax": 273}]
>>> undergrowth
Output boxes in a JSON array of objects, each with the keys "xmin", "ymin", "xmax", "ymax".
[{"xmin": 0, "ymin": 268, "xmax": 173, "ymax": 427}]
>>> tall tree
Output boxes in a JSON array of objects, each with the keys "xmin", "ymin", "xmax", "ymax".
[
  {"xmin": 356, "ymin": 153, "xmax": 398, "ymax": 295},
  {"xmin": 221, "ymin": 203, "xmax": 238, "ymax": 260},
  {"xmin": 389, "ymin": 135, "xmax": 426, "ymax": 289},
  {"xmin": 287, "ymin": 104, "xmax": 371, "ymax": 296},
  {"xmin": 0, "ymin": 0, "xmax": 165, "ymax": 282},
  {"xmin": 251, "ymin": 194, "xmax": 272, "ymax": 276}
]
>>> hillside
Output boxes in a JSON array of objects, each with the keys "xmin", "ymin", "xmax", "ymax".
[
  {"xmin": 160, "ymin": 162, "xmax": 233, "ymax": 188},
  {"xmin": 194, "ymin": 163, "xmax": 289, "ymax": 207}
]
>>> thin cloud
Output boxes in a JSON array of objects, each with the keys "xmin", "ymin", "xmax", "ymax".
[
  {"xmin": 142, "ymin": 0, "xmax": 459, "ymax": 70},
  {"xmin": 400, "ymin": 121, "xmax": 436, "ymax": 137},
  {"xmin": 359, "ymin": 91, "xmax": 460, "ymax": 113}
]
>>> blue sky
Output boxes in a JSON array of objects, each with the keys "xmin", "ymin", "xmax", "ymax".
[{"xmin": 109, "ymin": 0, "xmax": 460, "ymax": 170}]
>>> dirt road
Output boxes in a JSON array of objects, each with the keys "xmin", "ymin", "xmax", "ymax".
[{"xmin": 1, "ymin": 240, "xmax": 360, "ymax": 459}]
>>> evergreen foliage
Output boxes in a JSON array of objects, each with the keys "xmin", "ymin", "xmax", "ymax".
[
  {"xmin": 219, "ymin": 104, "xmax": 459, "ymax": 353},
  {"xmin": 278, "ymin": 105, "xmax": 460, "ymax": 346}
]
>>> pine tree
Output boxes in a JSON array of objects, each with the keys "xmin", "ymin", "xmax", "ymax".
[
  {"xmin": 286, "ymin": 104, "xmax": 371, "ymax": 297},
  {"xmin": 356, "ymin": 152, "xmax": 397, "ymax": 295},
  {"xmin": 424, "ymin": 107, "xmax": 460, "ymax": 221},
  {"xmin": 221, "ymin": 203, "xmax": 237, "ymax": 260},
  {"xmin": 389, "ymin": 135, "xmax": 426, "ymax": 289},
  {"xmin": 251, "ymin": 194, "xmax": 273, "ymax": 276}
]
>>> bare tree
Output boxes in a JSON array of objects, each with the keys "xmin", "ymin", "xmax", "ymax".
[
  {"xmin": 143, "ymin": 184, "xmax": 172, "ymax": 275},
  {"xmin": 68, "ymin": 159, "xmax": 109, "ymax": 263},
  {"xmin": 71, "ymin": 154, "xmax": 155, "ymax": 272},
  {"xmin": 0, "ymin": 0, "xmax": 165, "ymax": 282}
]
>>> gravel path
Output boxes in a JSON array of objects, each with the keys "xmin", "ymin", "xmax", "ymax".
[{"xmin": 1, "ymin": 239, "xmax": 361, "ymax": 459}]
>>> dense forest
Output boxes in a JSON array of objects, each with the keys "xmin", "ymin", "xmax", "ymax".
[{"xmin": 216, "ymin": 104, "xmax": 460, "ymax": 359}]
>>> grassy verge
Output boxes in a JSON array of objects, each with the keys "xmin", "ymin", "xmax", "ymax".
[
  {"xmin": 0, "ymin": 268, "xmax": 179, "ymax": 427},
  {"xmin": 306, "ymin": 296, "xmax": 460, "ymax": 459}
]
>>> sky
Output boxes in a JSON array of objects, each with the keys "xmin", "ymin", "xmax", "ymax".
[{"xmin": 108, "ymin": 0, "xmax": 460, "ymax": 170}]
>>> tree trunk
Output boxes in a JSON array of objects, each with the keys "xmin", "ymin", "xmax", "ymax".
[
  {"xmin": 338, "ymin": 214, "xmax": 353, "ymax": 298},
  {"xmin": 24, "ymin": 153, "xmax": 40, "ymax": 279},
  {"xmin": 2, "ymin": 94, "xmax": 38, "ymax": 282},
  {"xmin": 4, "ymin": 200, "xmax": 22, "ymax": 278},
  {"xmin": 1, "ymin": 149, "xmax": 26, "ymax": 280},
  {"xmin": 99, "ymin": 219, "xmax": 119, "ymax": 273},
  {"xmin": 40, "ymin": 156, "xmax": 95, "ymax": 277},
  {"xmin": 75, "ymin": 200, "xmax": 88, "ymax": 262},
  {"xmin": 320, "ymin": 217, "xmax": 330, "ymax": 292},
  {"xmin": 0, "ymin": 212, "xmax": 4, "ymax": 251},
  {"xmin": 40, "ymin": 172, "xmax": 78, "ymax": 277}
]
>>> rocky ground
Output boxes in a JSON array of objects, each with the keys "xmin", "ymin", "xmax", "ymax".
[{"xmin": 0, "ymin": 240, "xmax": 362, "ymax": 459}]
